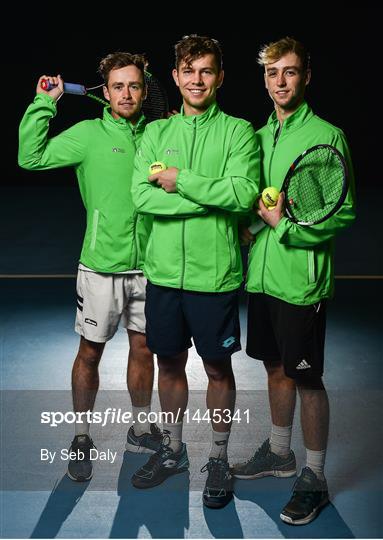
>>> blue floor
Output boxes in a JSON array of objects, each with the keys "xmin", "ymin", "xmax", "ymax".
[{"xmin": 0, "ymin": 279, "xmax": 382, "ymax": 538}]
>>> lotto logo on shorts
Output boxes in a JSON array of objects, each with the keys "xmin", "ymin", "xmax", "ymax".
[
  {"xmin": 85, "ymin": 318, "xmax": 98, "ymax": 327},
  {"xmin": 222, "ymin": 336, "xmax": 235, "ymax": 348}
]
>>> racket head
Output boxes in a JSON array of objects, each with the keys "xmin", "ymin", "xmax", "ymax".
[
  {"xmin": 143, "ymin": 71, "xmax": 169, "ymax": 122},
  {"xmin": 282, "ymin": 144, "xmax": 348, "ymax": 226}
]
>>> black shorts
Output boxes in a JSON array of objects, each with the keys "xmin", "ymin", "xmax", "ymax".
[
  {"xmin": 247, "ymin": 293, "xmax": 326, "ymax": 379},
  {"xmin": 145, "ymin": 282, "xmax": 241, "ymax": 360}
]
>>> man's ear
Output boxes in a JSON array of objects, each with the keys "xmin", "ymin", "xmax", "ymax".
[
  {"xmin": 264, "ymin": 72, "xmax": 268, "ymax": 90},
  {"xmin": 305, "ymin": 69, "xmax": 311, "ymax": 87},
  {"xmin": 172, "ymin": 69, "xmax": 180, "ymax": 87},
  {"xmin": 216, "ymin": 69, "xmax": 224, "ymax": 89},
  {"xmin": 103, "ymin": 85, "xmax": 110, "ymax": 102},
  {"xmin": 142, "ymin": 84, "xmax": 148, "ymax": 101}
]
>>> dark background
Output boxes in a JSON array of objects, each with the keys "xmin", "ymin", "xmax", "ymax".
[
  {"xmin": 2, "ymin": 9, "xmax": 381, "ymax": 275},
  {"xmin": 8, "ymin": 10, "xmax": 377, "ymax": 185}
]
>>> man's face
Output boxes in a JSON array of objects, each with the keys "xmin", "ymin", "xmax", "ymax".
[
  {"xmin": 103, "ymin": 65, "xmax": 146, "ymax": 123},
  {"xmin": 264, "ymin": 52, "xmax": 310, "ymax": 112},
  {"xmin": 172, "ymin": 53, "xmax": 224, "ymax": 115}
]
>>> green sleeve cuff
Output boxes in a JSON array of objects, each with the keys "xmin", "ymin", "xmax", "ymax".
[
  {"xmin": 273, "ymin": 216, "xmax": 290, "ymax": 241},
  {"xmin": 34, "ymin": 93, "xmax": 57, "ymax": 108},
  {"xmin": 175, "ymin": 169, "xmax": 188, "ymax": 196}
]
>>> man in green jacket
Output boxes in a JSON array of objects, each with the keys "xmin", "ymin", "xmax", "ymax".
[
  {"xmin": 232, "ymin": 37, "xmax": 356, "ymax": 525},
  {"xmin": 18, "ymin": 52, "xmax": 162, "ymax": 482},
  {"xmin": 131, "ymin": 35, "xmax": 260, "ymax": 509}
]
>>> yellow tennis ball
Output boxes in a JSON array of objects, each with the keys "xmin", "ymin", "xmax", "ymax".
[
  {"xmin": 149, "ymin": 161, "xmax": 167, "ymax": 174},
  {"xmin": 262, "ymin": 187, "xmax": 280, "ymax": 209}
]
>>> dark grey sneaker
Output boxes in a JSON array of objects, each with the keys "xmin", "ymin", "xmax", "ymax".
[
  {"xmin": 67, "ymin": 434, "xmax": 95, "ymax": 482},
  {"xmin": 232, "ymin": 439, "xmax": 296, "ymax": 479},
  {"xmin": 131, "ymin": 438, "xmax": 189, "ymax": 488},
  {"xmin": 202, "ymin": 458, "xmax": 233, "ymax": 509},
  {"xmin": 125, "ymin": 423, "xmax": 163, "ymax": 454},
  {"xmin": 280, "ymin": 467, "xmax": 329, "ymax": 525}
]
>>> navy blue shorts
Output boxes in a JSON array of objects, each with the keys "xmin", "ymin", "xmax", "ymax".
[
  {"xmin": 145, "ymin": 282, "xmax": 241, "ymax": 360},
  {"xmin": 247, "ymin": 293, "xmax": 327, "ymax": 379}
]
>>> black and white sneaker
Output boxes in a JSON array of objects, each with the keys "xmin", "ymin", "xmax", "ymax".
[
  {"xmin": 280, "ymin": 467, "xmax": 329, "ymax": 525},
  {"xmin": 232, "ymin": 439, "xmax": 296, "ymax": 479},
  {"xmin": 131, "ymin": 438, "xmax": 189, "ymax": 488},
  {"xmin": 201, "ymin": 458, "xmax": 233, "ymax": 509},
  {"xmin": 125, "ymin": 423, "xmax": 163, "ymax": 454},
  {"xmin": 67, "ymin": 434, "xmax": 95, "ymax": 482}
]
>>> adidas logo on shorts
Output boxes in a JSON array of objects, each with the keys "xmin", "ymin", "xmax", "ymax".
[{"xmin": 296, "ymin": 359, "xmax": 311, "ymax": 370}]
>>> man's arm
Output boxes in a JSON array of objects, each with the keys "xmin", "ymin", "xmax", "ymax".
[
  {"xmin": 176, "ymin": 123, "xmax": 260, "ymax": 213},
  {"xmin": 131, "ymin": 127, "xmax": 207, "ymax": 217},
  {"xmin": 18, "ymin": 76, "xmax": 87, "ymax": 170}
]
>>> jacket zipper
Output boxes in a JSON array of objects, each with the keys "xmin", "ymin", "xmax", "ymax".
[
  {"xmin": 181, "ymin": 117, "xmax": 197, "ymax": 288},
  {"xmin": 260, "ymin": 123, "xmax": 282, "ymax": 291},
  {"xmin": 132, "ymin": 210, "xmax": 138, "ymax": 269},
  {"xmin": 131, "ymin": 130, "xmax": 138, "ymax": 269}
]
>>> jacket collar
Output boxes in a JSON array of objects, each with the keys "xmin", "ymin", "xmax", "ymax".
[
  {"xmin": 179, "ymin": 101, "xmax": 221, "ymax": 128},
  {"xmin": 103, "ymin": 107, "xmax": 146, "ymax": 133},
  {"xmin": 267, "ymin": 101, "xmax": 314, "ymax": 137}
]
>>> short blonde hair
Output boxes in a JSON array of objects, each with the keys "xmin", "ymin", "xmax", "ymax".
[{"xmin": 258, "ymin": 37, "xmax": 310, "ymax": 71}]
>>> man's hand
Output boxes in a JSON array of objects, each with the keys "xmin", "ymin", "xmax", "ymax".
[
  {"xmin": 36, "ymin": 75, "xmax": 64, "ymax": 102},
  {"xmin": 257, "ymin": 192, "xmax": 285, "ymax": 228},
  {"xmin": 148, "ymin": 167, "xmax": 179, "ymax": 193}
]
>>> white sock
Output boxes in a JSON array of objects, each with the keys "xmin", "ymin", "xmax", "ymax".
[
  {"xmin": 209, "ymin": 429, "xmax": 230, "ymax": 460},
  {"xmin": 306, "ymin": 448, "xmax": 326, "ymax": 480},
  {"xmin": 270, "ymin": 424, "xmax": 292, "ymax": 456},
  {"xmin": 75, "ymin": 412, "xmax": 90, "ymax": 436},
  {"xmin": 163, "ymin": 421, "xmax": 183, "ymax": 452},
  {"xmin": 132, "ymin": 405, "xmax": 151, "ymax": 436}
]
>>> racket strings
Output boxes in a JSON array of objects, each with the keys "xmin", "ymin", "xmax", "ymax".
[
  {"xmin": 143, "ymin": 73, "xmax": 169, "ymax": 122},
  {"xmin": 286, "ymin": 147, "xmax": 345, "ymax": 223}
]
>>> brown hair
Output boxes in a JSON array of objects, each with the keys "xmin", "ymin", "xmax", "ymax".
[
  {"xmin": 98, "ymin": 52, "xmax": 146, "ymax": 84},
  {"xmin": 174, "ymin": 35, "xmax": 223, "ymax": 71}
]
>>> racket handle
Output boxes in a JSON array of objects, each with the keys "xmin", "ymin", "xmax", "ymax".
[
  {"xmin": 248, "ymin": 221, "xmax": 266, "ymax": 235},
  {"xmin": 40, "ymin": 80, "xmax": 87, "ymax": 95}
]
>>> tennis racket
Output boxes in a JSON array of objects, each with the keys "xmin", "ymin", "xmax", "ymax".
[
  {"xmin": 142, "ymin": 71, "xmax": 169, "ymax": 122},
  {"xmin": 249, "ymin": 144, "xmax": 348, "ymax": 234},
  {"xmin": 282, "ymin": 144, "xmax": 348, "ymax": 226},
  {"xmin": 40, "ymin": 80, "xmax": 107, "ymax": 104},
  {"xmin": 40, "ymin": 70, "xmax": 169, "ymax": 121}
]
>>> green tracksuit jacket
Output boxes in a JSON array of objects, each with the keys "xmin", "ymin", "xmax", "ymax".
[
  {"xmin": 246, "ymin": 101, "xmax": 356, "ymax": 305},
  {"xmin": 132, "ymin": 102, "xmax": 260, "ymax": 292},
  {"xmin": 18, "ymin": 93, "xmax": 151, "ymax": 273}
]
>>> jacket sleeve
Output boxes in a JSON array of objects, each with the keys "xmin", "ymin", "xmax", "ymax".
[
  {"xmin": 131, "ymin": 127, "xmax": 207, "ymax": 217},
  {"xmin": 18, "ymin": 93, "xmax": 87, "ymax": 170},
  {"xmin": 176, "ymin": 123, "xmax": 260, "ymax": 213},
  {"xmin": 273, "ymin": 132, "xmax": 356, "ymax": 247}
]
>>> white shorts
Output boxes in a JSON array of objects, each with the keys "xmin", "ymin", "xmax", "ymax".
[{"xmin": 75, "ymin": 269, "xmax": 147, "ymax": 343}]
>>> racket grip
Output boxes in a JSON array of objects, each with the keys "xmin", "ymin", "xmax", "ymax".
[
  {"xmin": 40, "ymin": 80, "xmax": 87, "ymax": 95},
  {"xmin": 248, "ymin": 221, "xmax": 266, "ymax": 235}
]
